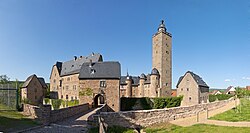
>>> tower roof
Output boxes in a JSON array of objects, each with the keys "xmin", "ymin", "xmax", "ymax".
[
  {"xmin": 151, "ymin": 68, "xmax": 159, "ymax": 75},
  {"xmin": 158, "ymin": 20, "xmax": 167, "ymax": 33}
]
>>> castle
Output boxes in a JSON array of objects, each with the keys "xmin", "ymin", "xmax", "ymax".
[
  {"xmin": 49, "ymin": 20, "xmax": 172, "ymax": 112},
  {"xmin": 120, "ymin": 20, "xmax": 172, "ymax": 98}
]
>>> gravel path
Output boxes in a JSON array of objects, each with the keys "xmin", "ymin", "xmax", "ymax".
[{"xmin": 23, "ymin": 107, "xmax": 100, "ymax": 133}]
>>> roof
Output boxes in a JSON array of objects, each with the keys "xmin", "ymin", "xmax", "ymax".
[
  {"xmin": 176, "ymin": 71, "xmax": 209, "ymax": 88},
  {"xmin": 79, "ymin": 61, "xmax": 120, "ymax": 79},
  {"xmin": 171, "ymin": 89, "xmax": 177, "ymax": 97},
  {"xmin": 210, "ymin": 90, "xmax": 222, "ymax": 95},
  {"xmin": 224, "ymin": 86, "xmax": 235, "ymax": 94},
  {"xmin": 38, "ymin": 78, "xmax": 47, "ymax": 88},
  {"xmin": 60, "ymin": 53, "xmax": 103, "ymax": 76},
  {"xmin": 22, "ymin": 74, "xmax": 35, "ymax": 88},
  {"xmin": 22, "ymin": 74, "xmax": 47, "ymax": 88},
  {"xmin": 120, "ymin": 74, "xmax": 151, "ymax": 85}
]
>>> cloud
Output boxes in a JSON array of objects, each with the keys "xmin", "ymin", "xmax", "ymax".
[
  {"xmin": 225, "ymin": 79, "xmax": 231, "ymax": 82},
  {"xmin": 242, "ymin": 77, "xmax": 250, "ymax": 80}
]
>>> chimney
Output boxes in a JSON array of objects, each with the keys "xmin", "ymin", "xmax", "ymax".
[{"xmin": 74, "ymin": 56, "xmax": 77, "ymax": 61}]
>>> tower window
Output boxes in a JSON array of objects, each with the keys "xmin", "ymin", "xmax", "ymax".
[
  {"xmin": 100, "ymin": 81, "xmax": 106, "ymax": 88},
  {"xmin": 166, "ymin": 51, "xmax": 169, "ymax": 54},
  {"xmin": 189, "ymin": 97, "xmax": 192, "ymax": 101},
  {"xmin": 187, "ymin": 88, "xmax": 189, "ymax": 91}
]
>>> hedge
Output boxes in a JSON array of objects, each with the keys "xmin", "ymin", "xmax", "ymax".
[
  {"xmin": 209, "ymin": 94, "xmax": 233, "ymax": 102},
  {"xmin": 121, "ymin": 96, "xmax": 183, "ymax": 111}
]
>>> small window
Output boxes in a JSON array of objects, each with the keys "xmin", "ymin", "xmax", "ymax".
[
  {"xmin": 66, "ymin": 86, "xmax": 69, "ymax": 90},
  {"xmin": 181, "ymin": 88, "xmax": 183, "ymax": 91},
  {"xmin": 67, "ymin": 77, "xmax": 70, "ymax": 81},
  {"xmin": 71, "ymin": 97, "xmax": 73, "ymax": 101},
  {"xmin": 189, "ymin": 97, "xmax": 192, "ymax": 101},
  {"xmin": 66, "ymin": 95, "xmax": 68, "ymax": 100},
  {"xmin": 100, "ymin": 81, "xmax": 106, "ymax": 88},
  {"xmin": 35, "ymin": 96, "xmax": 37, "ymax": 99},
  {"xmin": 53, "ymin": 79, "xmax": 56, "ymax": 83},
  {"xmin": 61, "ymin": 95, "xmax": 63, "ymax": 99},
  {"xmin": 75, "ymin": 96, "xmax": 77, "ymax": 100},
  {"xmin": 59, "ymin": 80, "xmax": 62, "ymax": 87},
  {"xmin": 187, "ymin": 88, "xmax": 189, "ymax": 91},
  {"xmin": 166, "ymin": 83, "xmax": 168, "ymax": 86}
]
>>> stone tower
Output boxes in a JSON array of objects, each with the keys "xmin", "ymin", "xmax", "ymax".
[{"xmin": 152, "ymin": 20, "xmax": 172, "ymax": 97}]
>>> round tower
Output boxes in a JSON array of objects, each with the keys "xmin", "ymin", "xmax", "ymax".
[
  {"xmin": 150, "ymin": 68, "xmax": 160, "ymax": 97},
  {"xmin": 139, "ymin": 73, "xmax": 146, "ymax": 97},
  {"xmin": 126, "ymin": 74, "xmax": 132, "ymax": 97}
]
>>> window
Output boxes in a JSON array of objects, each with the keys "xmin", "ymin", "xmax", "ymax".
[
  {"xmin": 187, "ymin": 88, "xmax": 189, "ymax": 91},
  {"xmin": 66, "ymin": 95, "xmax": 68, "ymax": 100},
  {"xmin": 61, "ymin": 95, "xmax": 63, "ymax": 99},
  {"xmin": 75, "ymin": 96, "xmax": 77, "ymax": 100},
  {"xmin": 71, "ymin": 97, "xmax": 73, "ymax": 101},
  {"xmin": 66, "ymin": 86, "xmax": 69, "ymax": 90},
  {"xmin": 35, "ymin": 96, "xmax": 37, "ymax": 99},
  {"xmin": 189, "ymin": 97, "xmax": 192, "ymax": 101},
  {"xmin": 166, "ymin": 83, "xmax": 168, "ymax": 86},
  {"xmin": 181, "ymin": 88, "xmax": 183, "ymax": 91},
  {"xmin": 67, "ymin": 77, "xmax": 70, "ymax": 81},
  {"xmin": 54, "ymin": 79, "xmax": 56, "ymax": 83},
  {"xmin": 100, "ymin": 81, "xmax": 106, "ymax": 88},
  {"xmin": 166, "ymin": 51, "xmax": 169, "ymax": 54},
  {"xmin": 59, "ymin": 80, "xmax": 62, "ymax": 87},
  {"xmin": 73, "ymin": 85, "xmax": 77, "ymax": 90}
]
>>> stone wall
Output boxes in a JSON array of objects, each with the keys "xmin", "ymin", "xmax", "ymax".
[
  {"xmin": 23, "ymin": 103, "xmax": 89, "ymax": 125},
  {"xmin": 94, "ymin": 98, "xmax": 235, "ymax": 128}
]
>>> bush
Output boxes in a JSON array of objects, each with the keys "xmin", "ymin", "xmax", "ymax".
[
  {"xmin": 44, "ymin": 98, "xmax": 50, "ymax": 105},
  {"xmin": 209, "ymin": 95, "xmax": 217, "ymax": 102},
  {"xmin": 121, "ymin": 96, "xmax": 183, "ymax": 111},
  {"xmin": 209, "ymin": 94, "xmax": 233, "ymax": 102},
  {"xmin": 51, "ymin": 99, "xmax": 62, "ymax": 110},
  {"xmin": 153, "ymin": 96, "xmax": 183, "ymax": 109}
]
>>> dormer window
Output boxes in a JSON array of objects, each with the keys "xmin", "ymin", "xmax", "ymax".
[{"xmin": 100, "ymin": 81, "xmax": 106, "ymax": 88}]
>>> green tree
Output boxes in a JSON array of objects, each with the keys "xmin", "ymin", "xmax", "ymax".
[{"xmin": 0, "ymin": 75, "xmax": 10, "ymax": 84}]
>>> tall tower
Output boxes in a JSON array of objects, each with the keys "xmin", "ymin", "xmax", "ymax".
[{"xmin": 152, "ymin": 20, "xmax": 172, "ymax": 97}]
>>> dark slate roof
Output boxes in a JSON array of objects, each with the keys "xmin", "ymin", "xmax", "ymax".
[
  {"xmin": 60, "ymin": 53, "xmax": 103, "ymax": 76},
  {"xmin": 144, "ymin": 74, "xmax": 151, "ymax": 84},
  {"xmin": 22, "ymin": 74, "xmax": 47, "ymax": 88},
  {"xmin": 79, "ymin": 61, "xmax": 120, "ymax": 79},
  {"xmin": 120, "ymin": 74, "xmax": 151, "ymax": 85},
  {"xmin": 38, "ymin": 78, "xmax": 47, "ymax": 88},
  {"xmin": 176, "ymin": 71, "xmax": 209, "ymax": 88},
  {"xmin": 22, "ymin": 74, "xmax": 36, "ymax": 88},
  {"xmin": 55, "ymin": 62, "xmax": 62, "ymax": 75},
  {"xmin": 151, "ymin": 68, "xmax": 159, "ymax": 75}
]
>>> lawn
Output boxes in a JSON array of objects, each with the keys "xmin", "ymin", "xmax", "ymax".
[
  {"xmin": 89, "ymin": 123, "xmax": 250, "ymax": 133},
  {"xmin": 210, "ymin": 98, "xmax": 250, "ymax": 122},
  {"xmin": 144, "ymin": 123, "xmax": 250, "ymax": 133},
  {"xmin": 0, "ymin": 104, "xmax": 39, "ymax": 132}
]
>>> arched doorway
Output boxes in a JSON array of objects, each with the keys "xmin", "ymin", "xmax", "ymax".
[{"xmin": 94, "ymin": 94, "xmax": 105, "ymax": 107}]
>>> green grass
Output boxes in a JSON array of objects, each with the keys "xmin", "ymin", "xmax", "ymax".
[
  {"xmin": 0, "ymin": 104, "xmax": 39, "ymax": 132},
  {"xmin": 89, "ymin": 123, "xmax": 250, "ymax": 133},
  {"xmin": 144, "ymin": 123, "xmax": 250, "ymax": 133},
  {"xmin": 210, "ymin": 98, "xmax": 250, "ymax": 122},
  {"xmin": 88, "ymin": 126, "xmax": 135, "ymax": 133}
]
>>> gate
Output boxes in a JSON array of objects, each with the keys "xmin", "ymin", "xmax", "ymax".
[{"xmin": 0, "ymin": 84, "xmax": 19, "ymax": 110}]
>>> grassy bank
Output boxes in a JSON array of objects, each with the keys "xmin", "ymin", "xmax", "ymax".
[
  {"xmin": 0, "ymin": 104, "xmax": 38, "ymax": 132},
  {"xmin": 210, "ymin": 98, "xmax": 250, "ymax": 122}
]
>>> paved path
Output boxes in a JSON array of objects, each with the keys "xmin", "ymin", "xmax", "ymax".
[
  {"xmin": 23, "ymin": 107, "xmax": 100, "ymax": 133},
  {"xmin": 170, "ymin": 99, "xmax": 243, "ymax": 127}
]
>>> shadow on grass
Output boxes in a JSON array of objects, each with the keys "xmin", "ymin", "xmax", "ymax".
[{"xmin": 0, "ymin": 113, "xmax": 39, "ymax": 132}]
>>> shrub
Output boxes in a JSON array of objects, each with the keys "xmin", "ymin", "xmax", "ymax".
[
  {"xmin": 44, "ymin": 98, "xmax": 50, "ymax": 105},
  {"xmin": 153, "ymin": 96, "xmax": 183, "ymax": 109},
  {"xmin": 209, "ymin": 95, "xmax": 217, "ymax": 102},
  {"xmin": 51, "ymin": 99, "xmax": 62, "ymax": 110}
]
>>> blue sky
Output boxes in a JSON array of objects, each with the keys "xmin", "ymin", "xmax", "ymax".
[{"xmin": 0, "ymin": 0, "xmax": 249, "ymax": 89}]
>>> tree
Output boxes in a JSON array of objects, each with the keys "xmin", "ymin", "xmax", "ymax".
[{"xmin": 0, "ymin": 75, "xmax": 10, "ymax": 84}]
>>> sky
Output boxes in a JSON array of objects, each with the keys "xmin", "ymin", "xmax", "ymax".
[{"xmin": 0, "ymin": 0, "xmax": 249, "ymax": 89}]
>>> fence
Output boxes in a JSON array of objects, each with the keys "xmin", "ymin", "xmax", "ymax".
[{"xmin": 0, "ymin": 84, "xmax": 19, "ymax": 110}]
